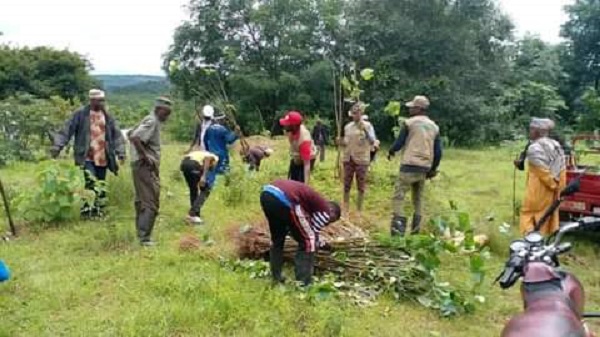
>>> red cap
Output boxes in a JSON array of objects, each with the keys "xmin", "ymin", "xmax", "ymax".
[{"xmin": 279, "ymin": 111, "xmax": 303, "ymax": 126}]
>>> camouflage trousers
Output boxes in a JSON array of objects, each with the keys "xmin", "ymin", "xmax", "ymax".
[{"xmin": 392, "ymin": 171, "xmax": 426, "ymax": 218}]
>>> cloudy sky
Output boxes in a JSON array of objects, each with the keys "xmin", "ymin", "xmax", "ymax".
[{"xmin": 0, "ymin": 0, "xmax": 574, "ymax": 76}]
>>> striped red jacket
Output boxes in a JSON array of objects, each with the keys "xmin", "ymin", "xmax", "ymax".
[{"xmin": 270, "ymin": 179, "xmax": 332, "ymax": 232}]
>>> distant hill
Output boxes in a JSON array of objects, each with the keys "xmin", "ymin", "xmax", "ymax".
[{"xmin": 94, "ymin": 75, "xmax": 170, "ymax": 94}]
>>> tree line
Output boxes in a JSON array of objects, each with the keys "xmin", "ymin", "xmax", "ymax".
[
  {"xmin": 164, "ymin": 0, "xmax": 600, "ymax": 145},
  {"xmin": 1, "ymin": 0, "xmax": 600, "ymax": 158}
]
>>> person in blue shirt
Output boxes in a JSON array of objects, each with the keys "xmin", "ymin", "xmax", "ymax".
[
  {"xmin": 0, "ymin": 260, "xmax": 10, "ymax": 282},
  {"xmin": 187, "ymin": 105, "xmax": 240, "ymax": 174}
]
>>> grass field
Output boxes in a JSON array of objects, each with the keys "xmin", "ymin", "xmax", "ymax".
[{"xmin": 2, "ymin": 137, "xmax": 600, "ymax": 337}]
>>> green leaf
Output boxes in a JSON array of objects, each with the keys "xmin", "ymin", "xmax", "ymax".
[
  {"xmin": 457, "ymin": 212, "xmax": 470, "ymax": 232},
  {"xmin": 340, "ymin": 77, "xmax": 352, "ymax": 93},
  {"xmin": 360, "ymin": 68, "xmax": 374, "ymax": 81},
  {"xmin": 384, "ymin": 101, "xmax": 401, "ymax": 117}
]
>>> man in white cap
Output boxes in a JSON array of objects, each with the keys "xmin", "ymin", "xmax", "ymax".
[
  {"xmin": 187, "ymin": 105, "xmax": 215, "ymax": 152},
  {"xmin": 51, "ymin": 88, "xmax": 126, "ymax": 219},
  {"xmin": 519, "ymin": 117, "xmax": 566, "ymax": 236},
  {"xmin": 388, "ymin": 95, "xmax": 442, "ymax": 236},
  {"xmin": 187, "ymin": 104, "xmax": 240, "ymax": 174}
]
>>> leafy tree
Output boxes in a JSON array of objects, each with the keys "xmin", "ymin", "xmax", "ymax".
[
  {"xmin": 0, "ymin": 95, "xmax": 79, "ymax": 165},
  {"xmin": 0, "ymin": 46, "xmax": 96, "ymax": 101},
  {"xmin": 562, "ymin": 0, "xmax": 600, "ymax": 91}
]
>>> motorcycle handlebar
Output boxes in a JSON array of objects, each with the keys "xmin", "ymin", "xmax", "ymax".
[{"xmin": 498, "ymin": 266, "xmax": 516, "ymax": 289}]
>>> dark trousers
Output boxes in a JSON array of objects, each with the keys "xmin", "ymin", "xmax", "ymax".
[
  {"xmin": 180, "ymin": 158, "xmax": 211, "ymax": 217},
  {"xmin": 318, "ymin": 144, "xmax": 325, "ymax": 162},
  {"xmin": 261, "ymin": 191, "xmax": 317, "ymax": 284},
  {"xmin": 82, "ymin": 161, "xmax": 107, "ymax": 215},
  {"xmin": 260, "ymin": 192, "xmax": 316, "ymax": 253},
  {"xmin": 132, "ymin": 161, "xmax": 160, "ymax": 242},
  {"xmin": 288, "ymin": 159, "xmax": 316, "ymax": 183}
]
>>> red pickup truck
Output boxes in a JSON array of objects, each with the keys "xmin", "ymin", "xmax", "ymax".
[{"xmin": 560, "ymin": 134, "xmax": 600, "ymax": 221}]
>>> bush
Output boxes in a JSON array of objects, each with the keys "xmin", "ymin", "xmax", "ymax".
[
  {"xmin": 0, "ymin": 95, "xmax": 78, "ymax": 166},
  {"xmin": 15, "ymin": 162, "xmax": 93, "ymax": 224}
]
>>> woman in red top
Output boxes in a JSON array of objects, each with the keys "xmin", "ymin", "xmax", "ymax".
[{"xmin": 260, "ymin": 179, "xmax": 341, "ymax": 285}]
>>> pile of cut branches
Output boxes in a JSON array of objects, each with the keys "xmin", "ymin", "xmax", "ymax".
[
  {"xmin": 234, "ymin": 220, "xmax": 464, "ymax": 313},
  {"xmin": 233, "ymin": 210, "xmax": 489, "ymax": 316}
]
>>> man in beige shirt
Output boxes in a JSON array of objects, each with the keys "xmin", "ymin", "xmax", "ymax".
[
  {"xmin": 388, "ymin": 95, "xmax": 442, "ymax": 236},
  {"xmin": 338, "ymin": 102, "xmax": 376, "ymax": 218}
]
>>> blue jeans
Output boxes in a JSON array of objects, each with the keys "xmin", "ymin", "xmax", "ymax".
[{"xmin": 83, "ymin": 161, "xmax": 107, "ymax": 214}]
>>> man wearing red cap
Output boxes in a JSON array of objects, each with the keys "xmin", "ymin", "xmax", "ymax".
[{"xmin": 279, "ymin": 111, "xmax": 317, "ymax": 184}]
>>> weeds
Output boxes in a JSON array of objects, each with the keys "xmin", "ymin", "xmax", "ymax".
[{"xmin": 14, "ymin": 161, "xmax": 93, "ymax": 225}]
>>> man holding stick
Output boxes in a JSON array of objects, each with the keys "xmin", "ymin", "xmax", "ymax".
[
  {"xmin": 338, "ymin": 102, "xmax": 376, "ymax": 218},
  {"xmin": 517, "ymin": 118, "xmax": 566, "ymax": 235}
]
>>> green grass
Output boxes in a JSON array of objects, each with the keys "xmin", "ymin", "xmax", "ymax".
[{"xmin": 2, "ymin": 138, "xmax": 600, "ymax": 336}]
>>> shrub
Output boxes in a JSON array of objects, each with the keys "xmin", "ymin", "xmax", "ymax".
[{"xmin": 15, "ymin": 162, "xmax": 93, "ymax": 224}]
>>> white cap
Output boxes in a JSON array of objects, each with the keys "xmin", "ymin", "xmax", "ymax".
[
  {"xmin": 202, "ymin": 105, "xmax": 215, "ymax": 118},
  {"xmin": 89, "ymin": 89, "xmax": 105, "ymax": 100}
]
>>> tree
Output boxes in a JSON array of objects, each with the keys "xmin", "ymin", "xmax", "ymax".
[
  {"xmin": 166, "ymin": 0, "xmax": 343, "ymax": 135},
  {"xmin": 343, "ymin": 0, "xmax": 514, "ymax": 144},
  {"xmin": 0, "ymin": 46, "xmax": 96, "ymax": 101},
  {"xmin": 561, "ymin": 0, "xmax": 600, "ymax": 91}
]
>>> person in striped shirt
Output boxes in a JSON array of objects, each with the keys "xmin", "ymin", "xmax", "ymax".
[{"xmin": 260, "ymin": 179, "xmax": 341, "ymax": 285}]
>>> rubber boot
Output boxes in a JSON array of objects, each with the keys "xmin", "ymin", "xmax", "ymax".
[
  {"xmin": 294, "ymin": 251, "xmax": 315, "ymax": 286},
  {"xmin": 411, "ymin": 214, "xmax": 422, "ymax": 235},
  {"xmin": 390, "ymin": 215, "xmax": 407, "ymax": 237},
  {"xmin": 269, "ymin": 246, "xmax": 286, "ymax": 283}
]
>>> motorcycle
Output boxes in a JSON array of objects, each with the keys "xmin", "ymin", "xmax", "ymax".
[{"xmin": 497, "ymin": 177, "xmax": 599, "ymax": 337}]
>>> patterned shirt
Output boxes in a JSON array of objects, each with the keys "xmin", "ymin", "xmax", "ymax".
[{"xmin": 87, "ymin": 110, "xmax": 107, "ymax": 167}]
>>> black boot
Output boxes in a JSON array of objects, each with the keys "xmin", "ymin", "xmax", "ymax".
[
  {"xmin": 269, "ymin": 246, "xmax": 286, "ymax": 283},
  {"xmin": 411, "ymin": 214, "xmax": 422, "ymax": 235},
  {"xmin": 294, "ymin": 251, "xmax": 315, "ymax": 286},
  {"xmin": 390, "ymin": 215, "xmax": 407, "ymax": 237}
]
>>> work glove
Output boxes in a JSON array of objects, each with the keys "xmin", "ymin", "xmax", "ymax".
[{"xmin": 426, "ymin": 170, "xmax": 438, "ymax": 180}]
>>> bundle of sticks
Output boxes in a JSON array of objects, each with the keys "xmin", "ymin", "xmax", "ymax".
[{"xmin": 235, "ymin": 220, "xmax": 433, "ymax": 296}]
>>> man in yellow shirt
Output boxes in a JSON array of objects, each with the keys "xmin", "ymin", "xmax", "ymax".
[
  {"xmin": 180, "ymin": 150, "xmax": 219, "ymax": 225},
  {"xmin": 518, "ymin": 117, "xmax": 566, "ymax": 235}
]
